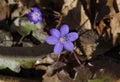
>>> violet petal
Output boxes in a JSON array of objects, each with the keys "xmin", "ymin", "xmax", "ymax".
[
  {"xmin": 63, "ymin": 41, "xmax": 74, "ymax": 51},
  {"xmin": 46, "ymin": 36, "xmax": 58, "ymax": 45},
  {"xmin": 38, "ymin": 16, "xmax": 42, "ymax": 21},
  {"xmin": 60, "ymin": 24, "xmax": 69, "ymax": 37},
  {"xmin": 66, "ymin": 32, "xmax": 78, "ymax": 41},
  {"xmin": 34, "ymin": 20, "xmax": 39, "ymax": 24},
  {"xmin": 28, "ymin": 12, "xmax": 32, "ymax": 17},
  {"xmin": 50, "ymin": 29, "xmax": 60, "ymax": 38},
  {"xmin": 33, "ymin": 7, "xmax": 40, "ymax": 12},
  {"xmin": 29, "ymin": 17, "xmax": 33, "ymax": 22},
  {"xmin": 54, "ymin": 42, "xmax": 63, "ymax": 55}
]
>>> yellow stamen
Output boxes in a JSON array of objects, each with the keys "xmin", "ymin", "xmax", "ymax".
[
  {"xmin": 60, "ymin": 37, "xmax": 66, "ymax": 42},
  {"xmin": 33, "ymin": 13, "xmax": 38, "ymax": 19}
]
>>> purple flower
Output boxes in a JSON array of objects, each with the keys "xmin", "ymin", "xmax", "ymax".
[
  {"xmin": 46, "ymin": 24, "xmax": 78, "ymax": 55},
  {"xmin": 28, "ymin": 7, "xmax": 42, "ymax": 24}
]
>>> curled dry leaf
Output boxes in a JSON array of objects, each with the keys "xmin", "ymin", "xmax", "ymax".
[
  {"xmin": 43, "ymin": 62, "xmax": 66, "ymax": 78},
  {"xmin": 11, "ymin": 7, "xmax": 30, "ymax": 20},
  {"xmin": 35, "ymin": 65, "xmax": 48, "ymax": 70},
  {"xmin": 35, "ymin": 55, "xmax": 55, "ymax": 70}
]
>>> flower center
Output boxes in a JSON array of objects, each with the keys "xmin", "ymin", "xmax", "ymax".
[
  {"xmin": 60, "ymin": 37, "xmax": 66, "ymax": 42},
  {"xmin": 33, "ymin": 13, "xmax": 39, "ymax": 20}
]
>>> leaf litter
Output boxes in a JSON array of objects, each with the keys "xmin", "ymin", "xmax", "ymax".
[{"xmin": 0, "ymin": 0, "xmax": 120, "ymax": 82}]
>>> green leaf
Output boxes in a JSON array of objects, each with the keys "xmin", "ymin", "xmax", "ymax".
[
  {"xmin": 15, "ymin": 59, "xmax": 36, "ymax": 69},
  {"xmin": 19, "ymin": 20, "xmax": 36, "ymax": 36},
  {"xmin": 18, "ymin": 17, "xmax": 42, "ymax": 36}
]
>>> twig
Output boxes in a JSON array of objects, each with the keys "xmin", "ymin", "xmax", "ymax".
[{"xmin": 73, "ymin": 51, "xmax": 81, "ymax": 65}]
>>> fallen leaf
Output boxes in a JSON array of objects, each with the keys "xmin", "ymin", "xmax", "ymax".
[
  {"xmin": 110, "ymin": 12, "xmax": 120, "ymax": 45},
  {"xmin": 43, "ymin": 62, "xmax": 66, "ymax": 78},
  {"xmin": 0, "ymin": 0, "xmax": 9, "ymax": 20},
  {"xmin": 57, "ymin": 70, "xmax": 74, "ymax": 82},
  {"xmin": 61, "ymin": 0, "xmax": 78, "ymax": 16},
  {"xmin": 42, "ymin": 74, "xmax": 61, "ymax": 82},
  {"xmin": 0, "ymin": 30, "xmax": 13, "ymax": 47},
  {"xmin": 74, "ymin": 65, "xmax": 92, "ymax": 82},
  {"xmin": 79, "ymin": 29, "xmax": 99, "ymax": 58}
]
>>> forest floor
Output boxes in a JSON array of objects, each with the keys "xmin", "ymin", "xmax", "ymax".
[{"xmin": 0, "ymin": 0, "xmax": 120, "ymax": 82}]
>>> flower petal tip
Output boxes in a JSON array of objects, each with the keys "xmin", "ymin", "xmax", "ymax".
[
  {"xmin": 50, "ymin": 29, "xmax": 60, "ymax": 38},
  {"xmin": 60, "ymin": 24, "xmax": 69, "ymax": 36}
]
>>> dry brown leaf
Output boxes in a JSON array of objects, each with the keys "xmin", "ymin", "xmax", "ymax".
[
  {"xmin": 42, "ymin": 74, "xmax": 61, "ymax": 82},
  {"xmin": 94, "ymin": 0, "xmax": 118, "ymax": 40},
  {"xmin": 0, "ymin": 0, "xmax": 9, "ymax": 20},
  {"xmin": 116, "ymin": 79, "xmax": 120, "ymax": 82},
  {"xmin": 42, "ymin": 62, "xmax": 66, "ymax": 79},
  {"xmin": 79, "ymin": 29, "xmax": 98, "ymax": 58},
  {"xmin": 57, "ymin": 70, "xmax": 74, "ymax": 82},
  {"xmin": 110, "ymin": 12, "xmax": 120, "ymax": 45},
  {"xmin": 74, "ymin": 66, "xmax": 92, "ymax": 82},
  {"xmin": 62, "ymin": 0, "xmax": 91, "ymax": 30},
  {"xmin": 95, "ymin": 13, "xmax": 120, "ymax": 45},
  {"xmin": 95, "ymin": 17, "xmax": 111, "ymax": 39},
  {"xmin": 95, "ymin": 0, "xmax": 117, "ymax": 23},
  {"xmin": 80, "ymin": 1, "xmax": 91, "ymax": 30},
  {"xmin": 43, "ymin": 70, "xmax": 73, "ymax": 82},
  {"xmin": 61, "ymin": 0, "xmax": 78, "ymax": 16},
  {"xmin": 35, "ymin": 65, "xmax": 48, "ymax": 70},
  {"xmin": 116, "ymin": 0, "xmax": 120, "ymax": 11}
]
